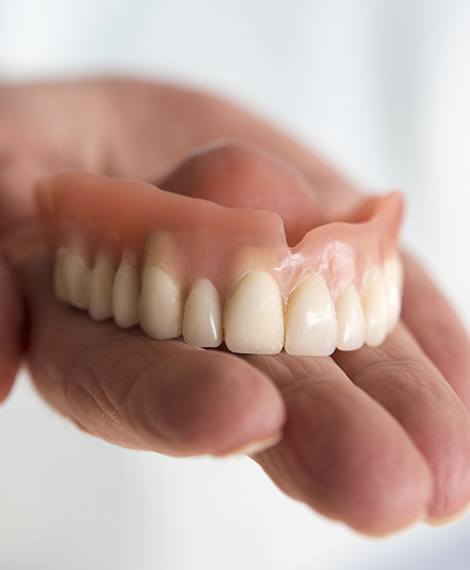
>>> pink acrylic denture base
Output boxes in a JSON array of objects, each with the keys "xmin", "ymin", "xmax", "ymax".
[{"xmin": 36, "ymin": 172, "xmax": 403, "ymax": 301}]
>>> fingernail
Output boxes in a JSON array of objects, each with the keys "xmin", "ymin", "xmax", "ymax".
[
  {"xmin": 213, "ymin": 431, "xmax": 283, "ymax": 458},
  {"xmin": 426, "ymin": 502, "xmax": 470, "ymax": 527},
  {"xmin": 353, "ymin": 510, "xmax": 427, "ymax": 539}
]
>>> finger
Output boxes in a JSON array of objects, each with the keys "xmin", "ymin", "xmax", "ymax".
[
  {"xmin": 0, "ymin": 152, "xmax": 54, "ymax": 226},
  {"xmin": 0, "ymin": 153, "xmax": 52, "ymax": 403},
  {"xmin": 401, "ymin": 252, "xmax": 470, "ymax": 408},
  {"xmin": 246, "ymin": 352, "xmax": 431, "ymax": 536},
  {"xmin": 15, "ymin": 237, "xmax": 285, "ymax": 456},
  {"xmin": 0, "ymin": 258, "xmax": 23, "ymax": 402},
  {"xmin": 334, "ymin": 324, "xmax": 470, "ymax": 523}
]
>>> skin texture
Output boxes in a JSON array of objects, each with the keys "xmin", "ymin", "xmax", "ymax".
[{"xmin": 2, "ymin": 79, "xmax": 470, "ymax": 535}]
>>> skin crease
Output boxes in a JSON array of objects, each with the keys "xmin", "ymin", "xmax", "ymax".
[{"xmin": 2, "ymin": 80, "xmax": 470, "ymax": 536}]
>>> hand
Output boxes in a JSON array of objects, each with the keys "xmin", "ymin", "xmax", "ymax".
[{"xmin": 2, "ymin": 79, "xmax": 470, "ymax": 536}]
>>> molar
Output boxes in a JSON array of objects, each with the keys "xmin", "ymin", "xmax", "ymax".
[
  {"xmin": 223, "ymin": 270, "xmax": 284, "ymax": 354},
  {"xmin": 284, "ymin": 274, "xmax": 337, "ymax": 356},
  {"xmin": 336, "ymin": 284, "xmax": 366, "ymax": 351},
  {"xmin": 89, "ymin": 249, "xmax": 115, "ymax": 321},
  {"xmin": 112, "ymin": 250, "xmax": 140, "ymax": 328},
  {"xmin": 182, "ymin": 278, "xmax": 222, "ymax": 348},
  {"xmin": 362, "ymin": 269, "xmax": 388, "ymax": 347}
]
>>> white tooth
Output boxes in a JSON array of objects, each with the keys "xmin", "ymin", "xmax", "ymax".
[
  {"xmin": 224, "ymin": 270, "xmax": 284, "ymax": 354},
  {"xmin": 62, "ymin": 248, "xmax": 90, "ymax": 310},
  {"xmin": 384, "ymin": 255, "xmax": 404, "ymax": 332},
  {"xmin": 285, "ymin": 274, "xmax": 337, "ymax": 356},
  {"xmin": 139, "ymin": 266, "xmax": 182, "ymax": 339},
  {"xmin": 112, "ymin": 250, "xmax": 140, "ymax": 328},
  {"xmin": 53, "ymin": 248, "xmax": 68, "ymax": 302},
  {"xmin": 362, "ymin": 270, "xmax": 388, "ymax": 347},
  {"xmin": 89, "ymin": 249, "xmax": 115, "ymax": 321},
  {"xmin": 182, "ymin": 279, "xmax": 222, "ymax": 348},
  {"xmin": 335, "ymin": 284, "xmax": 365, "ymax": 351}
]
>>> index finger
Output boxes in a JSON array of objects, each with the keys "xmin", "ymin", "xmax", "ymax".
[{"xmin": 14, "ymin": 235, "xmax": 285, "ymax": 456}]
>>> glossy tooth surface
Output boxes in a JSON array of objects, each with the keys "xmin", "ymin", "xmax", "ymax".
[
  {"xmin": 285, "ymin": 274, "xmax": 337, "ymax": 356},
  {"xmin": 63, "ymin": 248, "xmax": 90, "ymax": 310},
  {"xmin": 224, "ymin": 270, "xmax": 284, "ymax": 354},
  {"xmin": 140, "ymin": 266, "xmax": 182, "ymax": 339},
  {"xmin": 89, "ymin": 250, "xmax": 115, "ymax": 321},
  {"xmin": 182, "ymin": 278, "xmax": 222, "ymax": 348},
  {"xmin": 362, "ymin": 270, "xmax": 388, "ymax": 347},
  {"xmin": 336, "ymin": 284, "xmax": 366, "ymax": 351},
  {"xmin": 112, "ymin": 250, "xmax": 140, "ymax": 328},
  {"xmin": 384, "ymin": 255, "xmax": 403, "ymax": 332},
  {"xmin": 53, "ymin": 248, "xmax": 68, "ymax": 302}
]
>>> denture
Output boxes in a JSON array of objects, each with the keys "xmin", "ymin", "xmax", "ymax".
[{"xmin": 36, "ymin": 151, "xmax": 403, "ymax": 357}]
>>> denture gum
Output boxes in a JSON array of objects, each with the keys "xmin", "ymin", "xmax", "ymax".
[{"xmin": 36, "ymin": 163, "xmax": 403, "ymax": 356}]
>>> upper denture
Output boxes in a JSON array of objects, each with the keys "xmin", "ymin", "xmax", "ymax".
[
  {"xmin": 36, "ymin": 149, "xmax": 403, "ymax": 356},
  {"xmin": 37, "ymin": 172, "xmax": 401, "ymax": 297}
]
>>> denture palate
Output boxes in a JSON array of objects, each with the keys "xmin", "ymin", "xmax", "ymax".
[{"xmin": 37, "ymin": 172, "xmax": 404, "ymax": 356}]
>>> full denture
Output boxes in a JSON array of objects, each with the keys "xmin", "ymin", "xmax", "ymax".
[{"xmin": 36, "ymin": 165, "xmax": 403, "ymax": 356}]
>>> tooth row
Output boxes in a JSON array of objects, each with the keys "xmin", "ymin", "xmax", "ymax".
[{"xmin": 53, "ymin": 247, "xmax": 403, "ymax": 355}]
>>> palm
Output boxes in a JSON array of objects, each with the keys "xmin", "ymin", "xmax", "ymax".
[{"xmin": 2, "ymin": 80, "xmax": 470, "ymax": 536}]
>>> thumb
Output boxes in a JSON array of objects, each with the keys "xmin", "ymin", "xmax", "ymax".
[
  {"xmin": 0, "ymin": 152, "xmax": 55, "ymax": 226},
  {"xmin": 0, "ymin": 152, "xmax": 53, "ymax": 402}
]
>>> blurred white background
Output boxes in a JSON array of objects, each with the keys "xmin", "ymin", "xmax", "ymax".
[{"xmin": 1, "ymin": 1, "xmax": 470, "ymax": 568}]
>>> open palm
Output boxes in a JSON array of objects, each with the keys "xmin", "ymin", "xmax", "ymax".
[{"xmin": 1, "ymin": 79, "xmax": 470, "ymax": 536}]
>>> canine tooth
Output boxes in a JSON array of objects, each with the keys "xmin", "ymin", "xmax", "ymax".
[
  {"xmin": 224, "ymin": 270, "xmax": 284, "ymax": 354},
  {"xmin": 53, "ymin": 248, "xmax": 68, "ymax": 302},
  {"xmin": 384, "ymin": 255, "xmax": 403, "ymax": 332},
  {"xmin": 139, "ymin": 266, "xmax": 182, "ymax": 339},
  {"xmin": 182, "ymin": 279, "xmax": 222, "ymax": 348},
  {"xmin": 285, "ymin": 274, "xmax": 337, "ymax": 356},
  {"xmin": 112, "ymin": 250, "xmax": 140, "ymax": 328},
  {"xmin": 89, "ymin": 250, "xmax": 115, "ymax": 321},
  {"xmin": 362, "ymin": 270, "xmax": 388, "ymax": 347},
  {"xmin": 336, "ymin": 284, "xmax": 365, "ymax": 351},
  {"xmin": 63, "ymin": 248, "xmax": 90, "ymax": 310}
]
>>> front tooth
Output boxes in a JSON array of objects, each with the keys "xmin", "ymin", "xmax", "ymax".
[
  {"xmin": 362, "ymin": 270, "xmax": 388, "ymax": 347},
  {"xmin": 139, "ymin": 266, "xmax": 182, "ymax": 339},
  {"xmin": 89, "ymin": 249, "xmax": 115, "ymax": 321},
  {"xmin": 336, "ymin": 284, "xmax": 365, "ymax": 351},
  {"xmin": 383, "ymin": 255, "xmax": 403, "ymax": 332},
  {"xmin": 285, "ymin": 274, "xmax": 337, "ymax": 356},
  {"xmin": 223, "ymin": 270, "xmax": 284, "ymax": 354},
  {"xmin": 112, "ymin": 250, "xmax": 140, "ymax": 328},
  {"xmin": 182, "ymin": 279, "xmax": 222, "ymax": 348},
  {"xmin": 62, "ymin": 248, "xmax": 90, "ymax": 310},
  {"xmin": 53, "ymin": 247, "xmax": 68, "ymax": 302}
]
